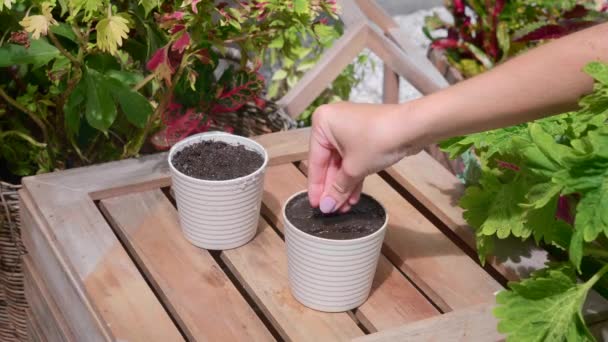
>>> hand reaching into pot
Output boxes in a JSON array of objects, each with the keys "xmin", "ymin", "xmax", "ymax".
[
  {"xmin": 308, "ymin": 22, "xmax": 608, "ymax": 213},
  {"xmin": 308, "ymin": 102, "xmax": 424, "ymax": 214}
]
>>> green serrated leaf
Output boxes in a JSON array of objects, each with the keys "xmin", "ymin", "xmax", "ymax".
[
  {"xmin": 583, "ymin": 62, "xmax": 608, "ymax": 85},
  {"xmin": 522, "ymin": 182, "xmax": 563, "ymax": 209},
  {"xmin": 480, "ymin": 179, "xmax": 530, "ymax": 239},
  {"xmin": 570, "ymin": 229, "xmax": 585, "ymax": 271},
  {"xmin": 575, "ymin": 181, "xmax": 608, "ymax": 242},
  {"xmin": 494, "ymin": 264, "xmax": 596, "ymax": 342},
  {"xmin": 84, "ymin": 70, "xmax": 117, "ymax": 132}
]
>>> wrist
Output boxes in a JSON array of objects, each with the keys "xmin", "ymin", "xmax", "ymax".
[{"xmin": 380, "ymin": 99, "xmax": 439, "ymax": 155}]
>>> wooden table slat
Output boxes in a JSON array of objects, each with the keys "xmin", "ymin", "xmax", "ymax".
[
  {"xmin": 99, "ymin": 190, "xmax": 274, "ymax": 341},
  {"xmin": 20, "ymin": 189, "xmax": 182, "ymax": 342},
  {"xmin": 23, "ymin": 255, "xmax": 75, "ymax": 342},
  {"xmin": 262, "ymin": 164, "xmax": 441, "ymax": 332},
  {"xmin": 222, "ymin": 219, "xmax": 365, "ymax": 341},
  {"xmin": 352, "ymin": 304, "xmax": 503, "ymax": 342},
  {"xmin": 296, "ymin": 161, "xmax": 503, "ymax": 311}
]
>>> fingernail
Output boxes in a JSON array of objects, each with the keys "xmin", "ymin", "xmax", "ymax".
[{"xmin": 319, "ymin": 197, "xmax": 336, "ymax": 214}]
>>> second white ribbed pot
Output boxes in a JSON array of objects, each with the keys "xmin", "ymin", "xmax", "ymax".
[
  {"xmin": 283, "ymin": 191, "xmax": 388, "ymax": 312},
  {"xmin": 168, "ymin": 132, "xmax": 268, "ymax": 250}
]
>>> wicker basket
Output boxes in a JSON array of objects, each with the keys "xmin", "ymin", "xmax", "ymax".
[
  {"xmin": 0, "ymin": 181, "xmax": 27, "ymax": 342},
  {"xmin": 209, "ymin": 100, "xmax": 296, "ymax": 137}
]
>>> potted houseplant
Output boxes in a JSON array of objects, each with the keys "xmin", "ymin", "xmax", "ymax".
[
  {"xmin": 282, "ymin": 191, "xmax": 388, "ymax": 312},
  {"xmin": 168, "ymin": 132, "xmax": 268, "ymax": 250}
]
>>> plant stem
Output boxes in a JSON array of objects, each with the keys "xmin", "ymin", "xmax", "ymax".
[
  {"xmin": 48, "ymin": 30, "xmax": 80, "ymax": 66},
  {"xmin": 0, "ymin": 88, "xmax": 47, "ymax": 142},
  {"xmin": 0, "ymin": 87, "xmax": 55, "ymax": 169},
  {"xmin": 224, "ymin": 29, "xmax": 276, "ymax": 44},
  {"xmin": 585, "ymin": 246, "xmax": 608, "ymax": 259},
  {"xmin": 585, "ymin": 264, "xmax": 608, "ymax": 290},
  {"xmin": 133, "ymin": 73, "xmax": 156, "ymax": 92}
]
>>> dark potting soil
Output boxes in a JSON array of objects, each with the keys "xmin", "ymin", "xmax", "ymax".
[
  {"xmin": 172, "ymin": 140, "xmax": 264, "ymax": 181},
  {"xmin": 285, "ymin": 193, "xmax": 386, "ymax": 240}
]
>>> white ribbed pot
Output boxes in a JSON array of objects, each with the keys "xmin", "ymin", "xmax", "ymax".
[
  {"xmin": 283, "ymin": 191, "xmax": 388, "ymax": 312},
  {"xmin": 168, "ymin": 132, "xmax": 268, "ymax": 250}
]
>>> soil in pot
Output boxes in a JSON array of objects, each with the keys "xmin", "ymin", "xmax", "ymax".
[
  {"xmin": 285, "ymin": 193, "xmax": 385, "ymax": 240},
  {"xmin": 172, "ymin": 140, "xmax": 264, "ymax": 180}
]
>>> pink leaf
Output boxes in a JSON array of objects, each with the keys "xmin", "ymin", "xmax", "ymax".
[
  {"xmin": 556, "ymin": 196, "xmax": 574, "ymax": 225},
  {"xmin": 170, "ymin": 24, "xmax": 185, "ymax": 34},
  {"xmin": 146, "ymin": 47, "xmax": 165, "ymax": 71},
  {"xmin": 496, "ymin": 160, "xmax": 520, "ymax": 172},
  {"xmin": 431, "ymin": 38, "xmax": 461, "ymax": 49},
  {"xmin": 191, "ymin": 0, "xmax": 201, "ymax": 13},
  {"xmin": 172, "ymin": 32, "xmax": 191, "ymax": 53}
]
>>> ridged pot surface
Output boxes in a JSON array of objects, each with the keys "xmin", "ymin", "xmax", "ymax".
[
  {"xmin": 169, "ymin": 132, "xmax": 268, "ymax": 250},
  {"xmin": 283, "ymin": 191, "xmax": 388, "ymax": 312}
]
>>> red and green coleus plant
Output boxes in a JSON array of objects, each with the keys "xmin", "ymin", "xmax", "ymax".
[
  {"xmin": 0, "ymin": 0, "xmax": 341, "ymax": 177},
  {"xmin": 441, "ymin": 61, "xmax": 608, "ymax": 341},
  {"xmin": 424, "ymin": 0, "xmax": 608, "ymax": 78}
]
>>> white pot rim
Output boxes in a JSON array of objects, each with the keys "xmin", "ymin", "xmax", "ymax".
[
  {"xmin": 283, "ymin": 190, "xmax": 388, "ymax": 245},
  {"xmin": 168, "ymin": 131, "xmax": 269, "ymax": 185}
]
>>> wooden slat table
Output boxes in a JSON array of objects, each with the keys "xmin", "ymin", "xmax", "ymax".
[{"xmin": 18, "ymin": 128, "xmax": 608, "ymax": 341}]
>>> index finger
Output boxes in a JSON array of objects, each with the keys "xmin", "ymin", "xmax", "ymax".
[{"xmin": 308, "ymin": 129, "xmax": 332, "ymax": 207}]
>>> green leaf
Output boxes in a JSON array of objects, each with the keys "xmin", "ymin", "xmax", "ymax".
[
  {"xmin": 583, "ymin": 62, "xmax": 608, "ymax": 85},
  {"xmin": 569, "ymin": 229, "xmax": 585, "ymax": 271},
  {"xmin": 497, "ymin": 22, "xmax": 510, "ymax": 61},
  {"xmin": 139, "ymin": 0, "xmax": 159, "ymax": 16},
  {"xmin": 106, "ymin": 70, "xmax": 144, "ymax": 86},
  {"xmin": 525, "ymin": 196, "xmax": 572, "ymax": 248},
  {"xmin": 575, "ymin": 181, "xmax": 608, "ymax": 242},
  {"xmin": 228, "ymin": 19, "xmax": 241, "ymax": 30},
  {"xmin": 64, "ymin": 78, "xmax": 86, "ymax": 137},
  {"xmin": 314, "ymin": 24, "xmax": 339, "ymax": 46},
  {"xmin": 424, "ymin": 12, "xmax": 446, "ymax": 31},
  {"xmin": 105, "ymin": 78, "xmax": 153, "ymax": 128},
  {"xmin": 272, "ymin": 69, "xmax": 288, "ymax": 81},
  {"xmin": 296, "ymin": 59, "xmax": 317, "ymax": 72},
  {"xmin": 0, "ymin": 39, "xmax": 60, "ymax": 68},
  {"xmin": 480, "ymin": 178, "xmax": 530, "ymax": 239},
  {"xmin": 50, "ymin": 23, "xmax": 77, "ymax": 42},
  {"xmin": 267, "ymin": 81, "xmax": 280, "ymax": 99},
  {"xmin": 268, "ymin": 35, "xmax": 284, "ymax": 49},
  {"xmin": 84, "ymin": 70, "xmax": 117, "ymax": 132},
  {"xmin": 294, "ymin": 0, "xmax": 307, "ymax": 14},
  {"xmin": 522, "ymin": 182, "xmax": 563, "ymax": 209},
  {"xmin": 70, "ymin": 0, "xmax": 104, "ymax": 20},
  {"xmin": 529, "ymin": 123, "xmax": 575, "ymax": 167},
  {"xmin": 494, "ymin": 264, "xmax": 596, "ymax": 342},
  {"xmin": 464, "ymin": 42, "xmax": 494, "ymax": 69}
]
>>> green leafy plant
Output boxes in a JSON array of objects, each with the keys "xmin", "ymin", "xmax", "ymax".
[
  {"xmin": 441, "ymin": 61, "xmax": 608, "ymax": 341},
  {"xmin": 0, "ymin": 0, "xmax": 342, "ymax": 178},
  {"xmin": 424, "ymin": 0, "xmax": 608, "ymax": 78}
]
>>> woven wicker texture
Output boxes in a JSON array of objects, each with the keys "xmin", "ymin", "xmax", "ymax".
[{"xmin": 0, "ymin": 181, "xmax": 26, "ymax": 342}]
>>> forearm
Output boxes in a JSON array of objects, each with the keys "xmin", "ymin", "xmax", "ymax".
[{"xmin": 404, "ymin": 22, "xmax": 608, "ymax": 145}]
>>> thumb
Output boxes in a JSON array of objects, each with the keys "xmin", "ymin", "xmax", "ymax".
[{"xmin": 319, "ymin": 167, "xmax": 359, "ymax": 214}]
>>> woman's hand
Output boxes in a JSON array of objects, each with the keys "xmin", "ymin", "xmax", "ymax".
[{"xmin": 308, "ymin": 102, "xmax": 424, "ymax": 213}]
